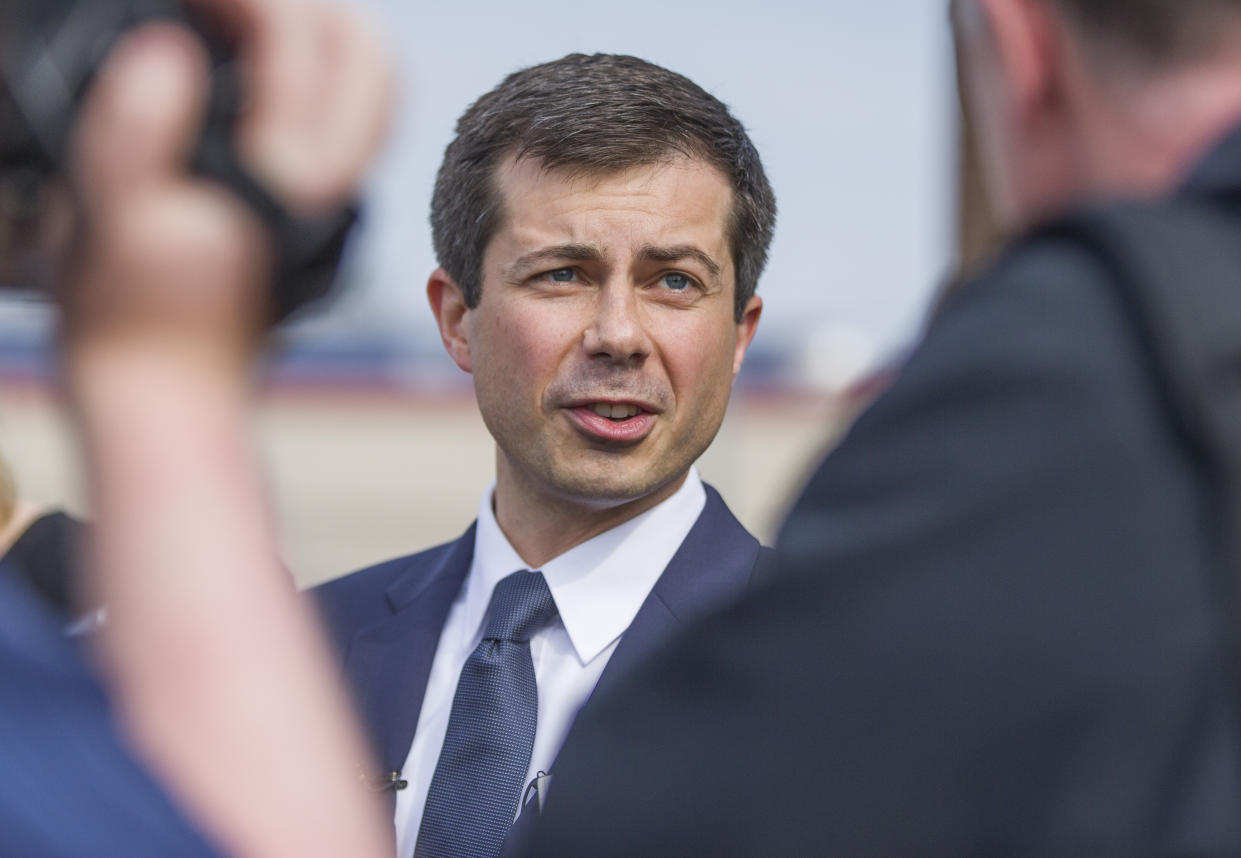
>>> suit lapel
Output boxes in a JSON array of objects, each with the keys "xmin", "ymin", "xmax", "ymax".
[
  {"xmin": 587, "ymin": 485, "xmax": 760, "ymax": 712},
  {"xmin": 343, "ymin": 526, "xmax": 475, "ymax": 780},
  {"xmin": 504, "ymin": 487, "xmax": 760, "ymax": 850}
]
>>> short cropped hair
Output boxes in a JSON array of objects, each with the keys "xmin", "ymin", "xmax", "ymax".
[
  {"xmin": 430, "ymin": 53, "xmax": 776, "ymax": 322},
  {"xmin": 1051, "ymin": 0, "xmax": 1241, "ymax": 63}
]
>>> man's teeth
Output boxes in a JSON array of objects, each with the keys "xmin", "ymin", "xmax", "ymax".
[{"xmin": 590, "ymin": 403, "xmax": 641, "ymax": 420}]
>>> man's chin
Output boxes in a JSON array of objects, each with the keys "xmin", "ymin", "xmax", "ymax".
[{"xmin": 546, "ymin": 465, "xmax": 688, "ymax": 510}]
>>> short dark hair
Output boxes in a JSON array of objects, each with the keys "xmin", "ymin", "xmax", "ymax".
[
  {"xmin": 430, "ymin": 53, "xmax": 776, "ymax": 322},
  {"xmin": 1049, "ymin": 0, "xmax": 1241, "ymax": 62}
]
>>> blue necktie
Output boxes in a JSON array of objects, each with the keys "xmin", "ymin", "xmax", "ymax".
[{"xmin": 414, "ymin": 570, "xmax": 558, "ymax": 858}]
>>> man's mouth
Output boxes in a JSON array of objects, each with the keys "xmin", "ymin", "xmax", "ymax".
[
  {"xmin": 564, "ymin": 401, "xmax": 658, "ymax": 443},
  {"xmin": 589, "ymin": 403, "xmax": 643, "ymax": 421}
]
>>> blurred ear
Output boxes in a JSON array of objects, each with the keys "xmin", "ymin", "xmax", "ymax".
[
  {"xmin": 732, "ymin": 295, "xmax": 762, "ymax": 375},
  {"xmin": 975, "ymin": 0, "xmax": 1064, "ymax": 129},
  {"xmin": 427, "ymin": 268, "xmax": 472, "ymax": 373}
]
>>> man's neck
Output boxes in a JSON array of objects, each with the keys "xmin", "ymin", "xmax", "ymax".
[
  {"xmin": 491, "ymin": 470, "xmax": 690, "ymax": 569},
  {"xmin": 1079, "ymin": 48, "xmax": 1241, "ymax": 199}
]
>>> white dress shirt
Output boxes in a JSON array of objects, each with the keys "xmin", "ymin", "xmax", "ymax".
[{"xmin": 393, "ymin": 468, "xmax": 707, "ymax": 857}]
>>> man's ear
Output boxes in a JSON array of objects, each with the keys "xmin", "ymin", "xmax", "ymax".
[
  {"xmin": 974, "ymin": 0, "xmax": 1063, "ymax": 129},
  {"xmin": 427, "ymin": 268, "xmax": 472, "ymax": 373},
  {"xmin": 732, "ymin": 295, "xmax": 762, "ymax": 376}
]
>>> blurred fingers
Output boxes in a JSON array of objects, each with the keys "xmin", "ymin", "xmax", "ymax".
[
  {"xmin": 71, "ymin": 23, "xmax": 211, "ymax": 215},
  {"xmin": 303, "ymin": 4, "xmax": 396, "ymax": 205},
  {"xmin": 235, "ymin": 0, "xmax": 395, "ymax": 212}
]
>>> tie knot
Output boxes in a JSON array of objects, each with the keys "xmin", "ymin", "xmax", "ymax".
[{"xmin": 483, "ymin": 571, "xmax": 557, "ymax": 643}]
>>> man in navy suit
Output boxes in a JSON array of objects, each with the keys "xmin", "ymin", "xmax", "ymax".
[
  {"xmin": 314, "ymin": 53, "xmax": 774, "ymax": 857},
  {"xmin": 524, "ymin": 1, "xmax": 1241, "ymax": 855}
]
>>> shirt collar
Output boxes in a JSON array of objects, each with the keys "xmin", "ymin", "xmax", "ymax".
[{"xmin": 466, "ymin": 468, "xmax": 707, "ymax": 665}]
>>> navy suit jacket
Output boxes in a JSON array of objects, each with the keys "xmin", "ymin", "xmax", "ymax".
[{"xmin": 313, "ymin": 484, "xmax": 767, "ymax": 806}]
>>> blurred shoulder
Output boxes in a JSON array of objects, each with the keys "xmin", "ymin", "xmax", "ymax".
[{"xmin": 926, "ymin": 230, "xmax": 1132, "ymax": 383}]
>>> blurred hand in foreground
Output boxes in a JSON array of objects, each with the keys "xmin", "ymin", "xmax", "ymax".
[{"xmin": 55, "ymin": 1, "xmax": 395, "ymax": 856}]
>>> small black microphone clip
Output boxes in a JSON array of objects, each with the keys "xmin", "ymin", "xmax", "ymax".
[{"xmin": 361, "ymin": 769, "xmax": 408, "ymax": 792}]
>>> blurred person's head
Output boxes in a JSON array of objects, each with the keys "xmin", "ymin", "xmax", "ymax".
[
  {"xmin": 952, "ymin": 0, "xmax": 1241, "ymax": 231},
  {"xmin": 426, "ymin": 53, "xmax": 773, "ymax": 520}
]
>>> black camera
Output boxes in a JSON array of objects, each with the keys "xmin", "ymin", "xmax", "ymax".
[{"xmin": 0, "ymin": 0, "xmax": 356, "ymax": 320}]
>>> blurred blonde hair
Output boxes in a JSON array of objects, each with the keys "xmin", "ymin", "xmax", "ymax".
[{"xmin": 0, "ymin": 453, "xmax": 14, "ymax": 530}]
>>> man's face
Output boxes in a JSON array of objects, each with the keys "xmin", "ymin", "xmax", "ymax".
[{"xmin": 437, "ymin": 155, "xmax": 760, "ymax": 510}]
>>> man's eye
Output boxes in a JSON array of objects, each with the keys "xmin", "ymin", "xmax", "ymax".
[
  {"xmin": 662, "ymin": 273, "xmax": 692, "ymax": 291},
  {"xmin": 548, "ymin": 268, "xmax": 576, "ymax": 282}
]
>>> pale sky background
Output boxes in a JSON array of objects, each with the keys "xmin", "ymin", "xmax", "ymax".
[
  {"xmin": 0, "ymin": 0, "xmax": 963, "ymax": 567},
  {"xmin": 0, "ymin": 0, "xmax": 960, "ymax": 389},
  {"xmin": 324, "ymin": 0, "xmax": 960, "ymax": 383}
]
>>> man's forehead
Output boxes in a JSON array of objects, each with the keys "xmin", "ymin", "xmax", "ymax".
[
  {"xmin": 495, "ymin": 151, "xmax": 728, "ymax": 195},
  {"xmin": 489, "ymin": 154, "xmax": 734, "ymax": 247}
]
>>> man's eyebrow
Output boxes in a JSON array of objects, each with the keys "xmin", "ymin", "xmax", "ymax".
[
  {"xmin": 507, "ymin": 244, "xmax": 603, "ymax": 276},
  {"xmin": 639, "ymin": 244, "xmax": 723, "ymax": 279}
]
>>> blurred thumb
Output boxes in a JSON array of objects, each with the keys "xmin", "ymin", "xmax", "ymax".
[{"xmin": 72, "ymin": 23, "xmax": 210, "ymax": 214}]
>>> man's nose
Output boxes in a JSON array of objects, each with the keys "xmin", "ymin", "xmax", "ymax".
[{"xmin": 581, "ymin": 283, "xmax": 652, "ymax": 365}]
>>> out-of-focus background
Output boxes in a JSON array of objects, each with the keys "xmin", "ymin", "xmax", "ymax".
[{"xmin": 0, "ymin": 0, "xmax": 976, "ymax": 586}]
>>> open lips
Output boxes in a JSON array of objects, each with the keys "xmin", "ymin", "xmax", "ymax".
[
  {"xmin": 567, "ymin": 402, "xmax": 658, "ymax": 442},
  {"xmin": 590, "ymin": 403, "xmax": 643, "ymax": 420}
]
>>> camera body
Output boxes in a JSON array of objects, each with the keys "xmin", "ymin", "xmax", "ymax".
[
  {"xmin": 1, "ymin": 1, "xmax": 198, "ymax": 178},
  {"xmin": 0, "ymin": 0, "xmax": 355, "ymax": 320}
]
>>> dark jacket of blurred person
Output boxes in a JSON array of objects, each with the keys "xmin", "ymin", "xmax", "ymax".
[
  {"xmin": 0, "ymin": 569, "xmax": 219, "ymax": 855},
  {"xmin": 1, "ymin": 508, "xmax": 86, "ymax": 616},
  {"xmin": 0, "ymin": 444, "xmax": 212, "ymax": 852},
  {"xmin": 0, "ymin": 455, "xmax": 86, "ymax": 619},
  {"xmin": 522, "ymin": 1, "xmax": 1241, "ymax": 855}
]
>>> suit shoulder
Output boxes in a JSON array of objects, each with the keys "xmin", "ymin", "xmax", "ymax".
[
  {"xmin": 700, "ymin": 482, "xmax": 757, "ymax": 533},
  {"xmin": 310, "ymin": 537, "xmax": 464, "ymax": 639},
  {"xmin": 654, "ymin": 485, "xmax": 766, "ymax": 608},
  {"xmin": 750, "ymin": 545, "xmax": 780, "ymax": 588}
]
